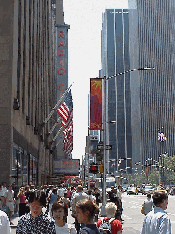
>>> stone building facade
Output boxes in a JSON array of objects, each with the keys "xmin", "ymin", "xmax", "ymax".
[{"xmin": 0, "ymin": 0, "xmax": 60, "ymax": 186}]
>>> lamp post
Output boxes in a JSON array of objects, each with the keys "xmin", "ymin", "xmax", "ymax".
[{"xmin": 100, "ymin": 67, "xmax": 155, "ymax": 215}]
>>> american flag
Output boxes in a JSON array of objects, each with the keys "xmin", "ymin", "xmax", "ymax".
[
  {"xmin": 57, "ymin": 90, "xmax": 73, "ymax": 156},
  {"xmin": 57, "ymin": 90, "xmax": 73, "ymax": 128},
  {"xmin": 62, "ymin": 110, "xmax": 73, "ymax": 155},
  {"xmin": 158, "ymin": 132, "xmax": 167, "ymax": 142}
]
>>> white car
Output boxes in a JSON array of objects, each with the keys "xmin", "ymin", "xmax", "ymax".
[{"xmin": 142, "ymin": 185, "xmax": 155, "ymax": 194}]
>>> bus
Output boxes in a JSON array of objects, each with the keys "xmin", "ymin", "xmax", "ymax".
[{"xmin": 95, "ymin": 176, "xmax": 116, "ymax": 192}]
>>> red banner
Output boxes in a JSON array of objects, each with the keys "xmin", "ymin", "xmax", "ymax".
[{"xmin": 90, "ymin": 78, "xmax": 102, "ymax": 130}]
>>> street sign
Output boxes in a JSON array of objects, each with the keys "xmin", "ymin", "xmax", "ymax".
[
  {"xmin": 97, "ymin": 144, "xmax": 112, "ymax": 150},
  {"xmin": 106, "ymin": 145, "xmax": 112, "ymax": 150}
]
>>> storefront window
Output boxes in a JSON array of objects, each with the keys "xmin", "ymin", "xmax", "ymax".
[
  {"xmin": 23, "ymin": 150, "xmax": 28, "ymax": 185},
  {"xmin": 12, "ymin": 143, "xmax": 38, "ymax": 186},
  {"xmin": 30, "ymin": 154, "xmax": 33, "ymax": 185},
  {"xmin": 29, "ymin": 154, "xmax": 37, "ymax": 185}
]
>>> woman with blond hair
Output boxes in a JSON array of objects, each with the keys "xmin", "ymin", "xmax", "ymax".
[
  {"xmin": 17, "ymin": 187, "xmax": 27, "ymax": 217},
  {"xmin": 97, "ymin": 202, "xmax": 123, "ymax": 234}
]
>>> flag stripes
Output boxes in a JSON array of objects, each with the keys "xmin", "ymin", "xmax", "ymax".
[{"xmin": 57, "ymin": 90, "xmax": 73, "ymax": 156}]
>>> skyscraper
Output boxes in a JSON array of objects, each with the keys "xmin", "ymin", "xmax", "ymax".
[
  {"xmin": 129, "ymin": 0, "xmax": 175, "ymax": 170},
  {"xmin": 101, "ymin": 9, "xmax": 132, "ymax": 174}
]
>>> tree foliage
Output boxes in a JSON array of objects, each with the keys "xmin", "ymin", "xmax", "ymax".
[{"xmin": 130, "ymin": 155, "xmax": 175, "ymax": 186}]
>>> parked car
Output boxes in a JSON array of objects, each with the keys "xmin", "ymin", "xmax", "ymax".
[
  {"xmin": 127, "ymin": 186, "xmax": 138, "ymax": 195},
  {"xmin": 142, "ymin": 185, "xmax": 155, "ymax": 195}
]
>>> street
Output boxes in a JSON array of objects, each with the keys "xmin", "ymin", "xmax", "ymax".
[
  {"xmin": 122, "ymin": 193, "xmax": 175, "ymax": 233},
  {"xmin": 10, "ymin": 193, "xmax": 175, "ymax": 233}
]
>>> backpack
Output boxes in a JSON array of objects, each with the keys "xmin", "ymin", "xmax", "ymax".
[
  {"xmin": 81, "ymin": 226, "xmax": 100, "ymax": 234},
  {"xmin": 98, "ymin": 218, "xmax": 113, "ymax": 234}
]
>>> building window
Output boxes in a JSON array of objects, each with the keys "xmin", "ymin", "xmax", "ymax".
[{"xmin": 12, "ymin": 143, "xmax": 28, "ymax": 186}]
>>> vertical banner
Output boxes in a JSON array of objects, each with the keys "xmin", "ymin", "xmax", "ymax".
[
  {"xmin": 90, "ymin": 78, "xmax": 102, "ymax": 130},
  {"xmin": 145, "ymin": 166, "xmax": 149, "ymax": 180},
  {"xmin": 55, "ymin": 24, "xmax": 70, "ymax": 100},
  {"xmin": 55, "ymin": 24, "xmax": 70, "ymax": 158}
]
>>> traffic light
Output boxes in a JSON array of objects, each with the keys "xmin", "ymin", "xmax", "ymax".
[
  {"xmin": 129, "ymin": 160, "xmax": 132, "ymax": 167},
  {"xmin": 89, "ymin": 164, "xmax": 98, "ymax": 174},
  {"xmin": 99, "ymin": 164, "xmax": 104, "ymax": 174}
]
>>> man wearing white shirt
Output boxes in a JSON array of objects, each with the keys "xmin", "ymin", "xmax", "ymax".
[
  {"xmin": 0, "ymin": 210, "xmax": 11, "ymax": 233},
  {"xmin": 141, "ymin": 191, "xmax": 171, "ymax": 234},
  {"xmin": 5, "ymin": 185, "xmax": 15, "ymax": 225}
]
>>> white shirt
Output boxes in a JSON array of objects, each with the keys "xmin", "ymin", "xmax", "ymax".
[
  {"xmin": 0, "ymin": 210, "xmax": 11, "ymax": 234},
  {"xmin": 1, "ymin": 187, "xmax": 7, "ymax": 197},
  {"xmin": 55, "ymin": 222, "xmax": 76, "ymax": 234},
  {"xmin": 88, "ymin": 194, "xmax": 96, "ymax": 202},
  {"xmin": 5, "ymin": 190, "xmax": 14, "ymax": 201},
  {"xmin": 57, "ymin": 188, "xmax": 66, "ymax": 197},
  {"xmin": 141, "ymin": 207, "xmax": 171, "ymax": 234}
]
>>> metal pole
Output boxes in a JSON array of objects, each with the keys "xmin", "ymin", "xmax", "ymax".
[
  {"xmin": 101, "ymin": 76, "xmax": 106, "ymax": 216},
  {"xmin": 103, "ymin": 77, "xmax": 106, "ymax": 205}
]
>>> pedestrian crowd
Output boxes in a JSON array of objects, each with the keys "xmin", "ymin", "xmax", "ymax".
[{"xmin": 0, "ymin": 182, "xmax": 172, "ymax": 233}]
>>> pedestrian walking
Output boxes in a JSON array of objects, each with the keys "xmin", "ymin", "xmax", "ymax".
[
  {"xmin": 87, "ymin": 190, "xmax": 96, "ymax": 202},
  {"xmin": 0, "ymin": 184, "xmax": 4, "ymax": 209},
  {"xmin": 71, "ymin": 185, "xmax": 89, "ymax": 234},
  {"xmin": 61, "ymin": 192, "xmax": 70, "ymax": 208},
  {"xmin": 5, "ymin": 185, "xmax": 15, "ymax": 225},
  {"xmin": 12, "ymin": 183, "xmax": 19, "ymax": 215},
  {"xmin": 141, "ymin": 191, "xmax": 171, "ymax": 234},
  {"xmin": 1, "ymin": 182, "xmax": 7, "ymax": 207},
  {"xmin": 67, "ymin": 187, "xmax": 72, "ymax": 200},
  {"xmin": 16, "ymin": 191, "xmax": 56, "ymax": 234},
  {"xmin": 97, "ymin": 202, "xmax": 123, "ymax": 234},
  {"xmin": 51, "ymin": 200, "xmax": 76, "ymax": 234},
  {"xmin": 17, "ymin": 187, "xmax": 27, "ymax": 217},
  {"xmin": 48, "ymin": 188, "xmax": 59, "ymax": 216},
  {"xmin": 0, "ymin": 209, "xmax": 11, "ymax": 234},
  {"xmin": 93, "ymin": 188, "xmax": 101, "ymax": 206},
  {"xmin": 76, "ymin": 198, "xmax": 100, "ymax": 234},
  {"xmin": 141, "ymin": 193, "xmax": 153, "ymax": 215}
]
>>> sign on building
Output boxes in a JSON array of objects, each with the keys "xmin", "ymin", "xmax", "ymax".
[{"xmin": 53, "ymin": 159, "xmax": 80, "ymax": 175}]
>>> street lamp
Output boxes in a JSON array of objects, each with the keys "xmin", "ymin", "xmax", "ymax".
[{"xmin": 101, "ymin": 67, "xmax": 155, "ymax": 216}]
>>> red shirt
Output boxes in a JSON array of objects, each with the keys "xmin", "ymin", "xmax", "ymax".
[
  {"xmin": 97, "ymin": 217, "xmax": 123, "ymax": 234},
  {"xmin": 19, "ymin": 194, "xmax": 26, "ymax": 203}
]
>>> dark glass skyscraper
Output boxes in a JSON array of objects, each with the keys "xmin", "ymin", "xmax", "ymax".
[
  {"xmin": 101, "ymin": 9, "xmax": 132, "ymax": 174},
  {"xmin": 129, "ymin": 0, "xmax": 175, "ymax": 170}
]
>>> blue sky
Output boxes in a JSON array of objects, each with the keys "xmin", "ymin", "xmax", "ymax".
[{"xmin": 63, "ymin": 0, "xmax": 128, "ymax": 162}]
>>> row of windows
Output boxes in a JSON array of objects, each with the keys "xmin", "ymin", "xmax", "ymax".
[
  {"xmin": 102, "ymin": 9, "xmax": 132, "ymax": 168},
  {"xmin": 137, "ymin": 0, "xmax": 175, "ymax": 164},
  {"xmin": 16, "ymin": 0, "xmax": 56, "ymax": 136}
]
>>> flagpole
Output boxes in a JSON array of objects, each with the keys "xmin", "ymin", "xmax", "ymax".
[
  {"xmin": 52, "ymin": 126, "xmax": 64, "ymax": 142},
  {"xmin": 48, "ymin": 117, "xmax": 62, "ymax": 135},
  {"xmin": 42, "ymin": 83, "xmax": 73, "ymax": 126},
  {"xmin": 38, "ymin": 83, "xmax": 73, "ymax": 135}
]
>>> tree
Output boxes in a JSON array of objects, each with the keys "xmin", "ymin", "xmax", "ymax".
[
  {"xmin": 148, "ymin": 168, "xmax": 159, "ymax": 185},
  {"xmin": 162, "ymin": 154, "xmax": 175, "ymax": 185}
]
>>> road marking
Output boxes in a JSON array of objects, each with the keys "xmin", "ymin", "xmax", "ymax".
[{"xmin": 123, "ymin": 214, "xmax": 132, "ymax": 220}]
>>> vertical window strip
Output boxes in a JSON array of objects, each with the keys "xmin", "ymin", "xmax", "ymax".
[
  {"xmin": 22, "ymin": 0, "xmax": 26, "ymax": 113},
  {"xmin": 17, "ymin": 0, "xmax": 22, "ymax": 102},
  {"xmin": 28, "ymin": 0, "xmax": 32, "ymax": 121}
]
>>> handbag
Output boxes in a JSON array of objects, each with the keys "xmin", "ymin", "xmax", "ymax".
[{"xmin": 141, "ymin": 203, "xmax": 145, "ymax": 214}]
